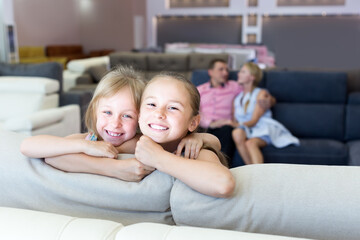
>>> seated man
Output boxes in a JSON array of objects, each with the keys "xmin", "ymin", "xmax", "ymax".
[{"xmin": 197, "ymin": 59, "xmax": 275, "ymax": 165}]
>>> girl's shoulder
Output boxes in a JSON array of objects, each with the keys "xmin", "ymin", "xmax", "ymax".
[{"xmin": 256, "ymin": 88, "xmax": 269, "ymax": 99}]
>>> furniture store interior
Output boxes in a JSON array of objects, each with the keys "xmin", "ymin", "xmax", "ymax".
[{"xmin": 1, "ymin": 0, "xmax": 360, "ymax": 239}]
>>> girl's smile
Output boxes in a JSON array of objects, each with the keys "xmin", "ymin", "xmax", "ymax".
[
  {"xmin": 139, "ymin": 77, "xmax": 198, "ymax": 151},
  {"xmin": 96, "ymin": 87, "xmax": 138, "ymax": 146}
]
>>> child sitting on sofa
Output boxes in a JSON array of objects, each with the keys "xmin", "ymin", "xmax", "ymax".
[
  {"xmin": 135, "ymin": 72, "xmax": 235, "ymax": 198},
  {"xmin": 21, "ymin": 66, "xmax": 220, "ymax": 182},
  {"xmin": 232, "ymin": 62, "xmax": 300, "ymax": 165}
]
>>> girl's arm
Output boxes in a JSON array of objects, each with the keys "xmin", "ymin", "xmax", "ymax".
[
  {"xmin": 45, "ymin": 154, "xmax": 154, "ymax": 182},
  {"xmin": 175, "ymin": 133, "xmax": 221, "ymax": 159},
  {"xmin": 135, "ymin": 136, "xmax": 235, "ymax": 198},
  {"xmin": 20, "ymin": 134, "xmax": 118, "ymax": 159},
  {"xmin": 243, "ymin": 89, "xmax": 268, "ymax": 128},
  {"xmin": 116, "ymin": 134, "xmax": 141, "ymax": 154}
]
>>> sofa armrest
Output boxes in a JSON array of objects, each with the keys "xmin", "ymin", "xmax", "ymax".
[
  {"xmin": 3, "ymin": 108, "xmax": 65, "ymax": 131},
  {"xmin": 76, "ymin": 73, "xmax": 93, "ymax": 84}
]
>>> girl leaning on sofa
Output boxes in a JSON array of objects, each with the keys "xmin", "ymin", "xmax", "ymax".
[{"xmin": 21, "ymin": 66, "xmax": 235, "ymax": 198}]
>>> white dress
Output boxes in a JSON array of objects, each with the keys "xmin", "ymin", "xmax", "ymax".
[{"xmin": 233, "ymin": 88, "xmax": 300, "ymax": 148}]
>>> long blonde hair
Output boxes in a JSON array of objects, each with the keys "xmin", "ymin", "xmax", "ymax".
[{"xmin": 85, "ymin": 65, "xmax": 145, "ymax": 140}]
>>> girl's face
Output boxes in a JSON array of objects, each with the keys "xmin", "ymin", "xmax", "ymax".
[
  {"xmin": 237, "ymin": 65, "xmax": 254, "ymax": 85},
  {"xmin": 96, "ymin": 87, "xmax": 138, "ymax": 146},
  {"xmin": 139, "ymin": 77, "xmax": 199, "ymax": 147}
]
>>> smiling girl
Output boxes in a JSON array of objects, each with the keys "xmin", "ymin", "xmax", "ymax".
[{"xmin": 135, "ymin": 72, "xmax": 235, "ymax": 198}]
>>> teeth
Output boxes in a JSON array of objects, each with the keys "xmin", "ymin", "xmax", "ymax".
[
  {"xmin": 150, "ymin": 124, "xmax": 167, "ymax": 130},
  {"xmin": 107, "ymin": 131, "xmax": 122, "ymax": 137}
]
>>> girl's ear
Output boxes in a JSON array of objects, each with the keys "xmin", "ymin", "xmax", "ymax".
[{"xmin": 188, "ymin": 115, "xmax": 200, "ymax": 132}]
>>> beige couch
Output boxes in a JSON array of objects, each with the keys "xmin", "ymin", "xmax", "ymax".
[
  {"xmin": 0, "ymin": 207, "xmax": 310, "ymax": 240},
  {"xmin": 66, "ymin": 52, "xmax": 229, "ymax": 93},
  {"xmin": 1, "ymin": 130, "xmax": 360, "ymax": 240}
]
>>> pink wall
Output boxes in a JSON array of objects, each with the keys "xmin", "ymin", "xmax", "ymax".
[
  {"xmin": 13, "ymin": 0, "xmax": 147, "ymax": 54},
  {"xmin": 14, "ymin": 0, "xmax": 81, "ymax": 46}
]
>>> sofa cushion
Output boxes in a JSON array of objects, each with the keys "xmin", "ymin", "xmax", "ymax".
[
  {"xmin": 116, "ymin": 222, "xmax": 312, "ymax": 240},
  {"xmin": 171, "ymin": 164, "xmax": 360, "ymax": 240},
  {"xmin": 0, "ymin": 76, "xmax": 59, "ymax": 94},
  {"xmin": 232, "ymin": 139, "xmax": 348, "ymax": 166},
  {"xmin": 347, "ymin": 141, "xmax": 360, "ymax": 166},
  {"xmin": 0, "ymin": 207, "xmax": 123, "ymax": 240},
  {"xmin": 110, "ymin": 52, "xmax": 148, "ymax": 70},
  {"xmin": 147, "ymin": 54, "xmax": 188, "ymax": 71},
  {"xmin": 266, "ymin": 71, "xmax": 347, "ymax": 104},
  {"xmin": 262, "ymin": 139, "xmax": 348, "ymax": 165},
  {"xmin": 0, "ymin": 130, "xmax": 174, "ymax": 225},
  {"xmin": 87, "ymin": 65, "xmax": 108, "ymax": 83},
  {"xmin": 272, "ymin": 103, "xmax": 345, "ymax": 140}
]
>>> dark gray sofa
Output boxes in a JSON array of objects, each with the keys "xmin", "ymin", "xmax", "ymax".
[
  {"xmin": 192, "ymin": 69, "xmax": 359, "ymax": 167},
  {"xmin": 0, "ymin": 62, "xmax": 92, "ymax": 132}
]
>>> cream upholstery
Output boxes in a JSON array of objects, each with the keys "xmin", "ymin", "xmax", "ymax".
[
  {"xmin": 0, "ymin": 207, "xmax": 310, "ymax": 240},
  {"xmin": 0, "ymin": 76, "xmax": 80, "ymax": 136}
]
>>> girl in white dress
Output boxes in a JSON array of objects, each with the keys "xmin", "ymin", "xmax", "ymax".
[{"xmin": 232, "ymin": 63, "xmax": 299, "ymax": 164}]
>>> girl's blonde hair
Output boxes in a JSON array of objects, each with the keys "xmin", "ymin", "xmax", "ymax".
[
  {"xmin": 85, "ymin": 65, "xmax": 145, "ymax": 140},
  {"xmin": 244, "ymin": 62, "xmax": 263, "ymax": 86},
  {"xmin": 146, "ymin": 72, "xmax": 229, "ymax": 167}
]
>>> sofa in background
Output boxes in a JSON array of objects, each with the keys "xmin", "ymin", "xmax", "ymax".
[
  {"xmin": 46, "ymin": 45, "xmax": 87, "ymax": 64},
  {"xmin": 191, "ymin": 69, "xmax": 360, "ymax": 167},
  {"xmin": 0, "ymin": 75, "xmax": 80, "ymax": 136},
  {"xmin": 18, "ymin": 46, "xmax": 67, "ymax": 67},
  {"xmin": 1, "ymin": 129, "xmax": 360, "ymax": 240},
  {"xmin": 62, "ymin": 52, "xmax": 229, "ymax": 94},
  {"xmin": 0, "ymin": 62, "xmax": 92, "ymax": 133},
  {"xmin": 63, "ymin": 56, "xmax": 110, "ymax": 92},
  {"xmin": 110, "ymin": 51, "xmax": 229, "ymax": 79}
]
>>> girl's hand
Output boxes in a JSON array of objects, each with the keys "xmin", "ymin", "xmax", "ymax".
[
  {"xmin": 176, "ymin": 134, "xmax": 203, "ymax": 159},
  {"xmin": 84, "ymin": 141, "xmax": 118, "ymax": 159},
  {"xmin": 114, "ymin": 158, "xmax": 155, "ymax": 182},
  {"xmin": 135, "ymin": 136, "xmax": 165, "ymax": 168}
]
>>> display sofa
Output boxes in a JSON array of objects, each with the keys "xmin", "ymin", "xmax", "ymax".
[
  {"xmin": 64, "ymin": 52, "xmax": 229, "ymax": 94},
  {"xmin": 1, "ymin": 129, "xmax": 360, "ymax": 240},
  {"xmin": 0, "ymin": 62, "xmax": 92, "ymax": 132},
  {"xmin": 0, "ymin": 207, "xmax": 311, "ymax": 240},
  {"xmin": 191, "ymin": 69, "xmax": 360, "ymax": 167},
  {"xmin": 0, "ymin": 75, "xmax": 80, "ymax": 136}
]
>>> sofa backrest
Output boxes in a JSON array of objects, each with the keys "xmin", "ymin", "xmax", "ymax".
[
  {"xmin": 109, "ymin": 52, "xmax": 229, "ymax": 81},
  {"xmin": 266, "ymin": 71, "xmax": 347, "ymax": 141},
  {"xmin": 191, "ymin": 69, "xmax": 267, "ymax": 88},
  {"xmin": 345, "ymin": 92, "xmax": 360, "ymax": 141},
  {"xmin": 0, "ymin": 62, "xmax": 63, "ymax": 93}
]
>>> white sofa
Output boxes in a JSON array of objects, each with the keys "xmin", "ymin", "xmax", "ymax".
[
  {"xmin": 1, "ymin": 130, "xmax": 360, "ymax": 240},
  {"xmin": 0, "ymin": 207, "xmax": 310, "ymax": 240},
  {"xmin": 63, "ymin": 56, "xmax": 109, "ymax": 92},
  {"xmin": 0, "ymin": 76, "xmax": 80, "ymax": 136}
]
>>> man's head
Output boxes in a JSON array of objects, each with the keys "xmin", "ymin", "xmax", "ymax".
[{"xmin": 208, "ymin": 59, "xmax": 229, "ymax": 87}]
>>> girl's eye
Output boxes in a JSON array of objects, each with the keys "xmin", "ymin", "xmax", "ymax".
[
  {"xmin": 169, "ymin": 106, "xmax": 179, "ymax": 111},
  {"xmin": 104, "ymin": 111, "xmax": 111, "ymax": 115},
  {"xmin": 147, "ymin": 103, "xmax": 156, "ymax": 107},
  {"xmin": 123, "ymin": 114, "xmax": 133, "ymax": 119}
]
